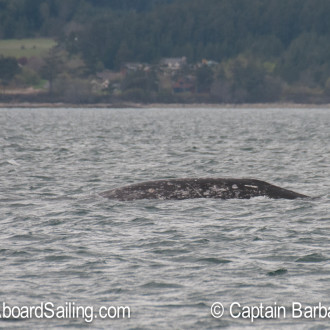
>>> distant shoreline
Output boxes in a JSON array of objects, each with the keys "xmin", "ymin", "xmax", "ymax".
[{"xmin": 1, "ymin": 102, "xmax": 330, "ymax": 109}]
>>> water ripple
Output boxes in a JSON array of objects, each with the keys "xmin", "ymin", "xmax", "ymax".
[{"xmin": 0, "ymin": 107, "xmax": 329, "ymax": 329}]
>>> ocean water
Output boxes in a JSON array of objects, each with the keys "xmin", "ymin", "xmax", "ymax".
[{"xmin": 0, "ymin": 107, "xmax": 329, "ymax": 329}]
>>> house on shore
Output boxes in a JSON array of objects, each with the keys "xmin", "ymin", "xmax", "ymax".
[
  {"xmin": 160, "ymin": 57, "xmax": 187, "ymax": 72},
  {"xmin": 172, "ymin": 76, "xmax": 195, "ymax": 93}
]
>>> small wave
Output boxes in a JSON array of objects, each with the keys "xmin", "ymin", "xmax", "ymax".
[
  {"xmin": 44, "ymin": 255, "xmax": 74, "ymax": 262},
  {"xmin": 295, "ymin": 253, "xmax": 327, "ymax": 263},
  {"xmin": 6, "ymin": 159, "xmax": 20, "ymax": 166},
  {"xmin": 267, "ymin": 268, "xmax": 288, "ymax": 276},
  {"xmin": 197, "ymin": 257, "xmax": 231, "ymax": 264},
  {"xmin": 141, "ymin": 281, "xmax": 184, "ymax": 289}
]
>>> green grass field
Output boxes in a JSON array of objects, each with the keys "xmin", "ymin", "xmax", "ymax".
[{"xmin": 0, "ymin": 38, "xmax": 56, "ymax": 58}]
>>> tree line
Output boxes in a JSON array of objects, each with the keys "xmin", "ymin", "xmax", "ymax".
[{"xmin": 0, "ymin": 0, "xmax": 172, "ymax": 38}]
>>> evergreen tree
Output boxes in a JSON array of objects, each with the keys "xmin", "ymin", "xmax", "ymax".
[
  {"xmin": 0, "ymin": 56, "xmax": 20, "ymax": 86},
  {"xmin": 40, "ymin": 47, "xmax": 63, "ymax": 95}
]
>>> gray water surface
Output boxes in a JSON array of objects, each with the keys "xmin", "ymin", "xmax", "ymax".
[{"xmin": 0, "ymin": 108, "xmax": 329, "ymax": 329}]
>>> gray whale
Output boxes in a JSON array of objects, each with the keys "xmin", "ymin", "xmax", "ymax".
[{"xmin": 100, "ymin": 178, "xmax": 308, "ymax": 201}]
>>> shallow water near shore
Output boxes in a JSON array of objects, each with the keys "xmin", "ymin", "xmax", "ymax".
[{"xmin": 0, "ymin": 107, "xmax": 329, "ymax": 329}]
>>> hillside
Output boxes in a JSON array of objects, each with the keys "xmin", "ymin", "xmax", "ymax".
[{"xmin": 1, "ymin": 0, "xmax": 330, "ymax": 104}]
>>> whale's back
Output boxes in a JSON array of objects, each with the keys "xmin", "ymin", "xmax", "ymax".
[{"xmin": 100, "ymin": 178, "xmax": 308, "ymax": 201}]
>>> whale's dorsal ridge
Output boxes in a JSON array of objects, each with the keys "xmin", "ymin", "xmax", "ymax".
[{"xmin": 100, "ymin": 178, "xmax": 309, "ymax": 201}]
